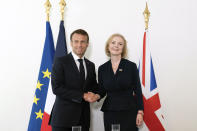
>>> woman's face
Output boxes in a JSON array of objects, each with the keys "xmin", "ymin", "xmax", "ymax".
[{"xmin": 108, "ymin": 36, "xmax": 124, "ymax": 57}]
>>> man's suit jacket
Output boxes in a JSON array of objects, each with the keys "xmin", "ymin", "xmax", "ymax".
[
  {"xmin": 98, "ymin": 58, "xmax": 144, "ymax": 112},
  {"xmin": 49, "ymin": 53, "xmax": 98, "ymax": 127}
]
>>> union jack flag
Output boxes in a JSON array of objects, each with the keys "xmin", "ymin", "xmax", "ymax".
[{"xmin": 139, "ymin": 30, "xmax": 165, "ymax": 131}]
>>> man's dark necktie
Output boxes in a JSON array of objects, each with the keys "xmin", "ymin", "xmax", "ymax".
[{"xmin": 78, "ymin": 59, "xmax": 85, "ymax": 86}]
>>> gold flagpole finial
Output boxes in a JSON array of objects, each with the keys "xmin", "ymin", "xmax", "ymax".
[
  {"xmin": 143, "ymin": 2, "xmax": 150, "ymax": 30},
  {"xmin": 59, "ymin": 0, "xmax": 66, "ymax": 20},
  {"xmin": 44, "ymin": 0, "xmax": 52, "ymax": 21}
]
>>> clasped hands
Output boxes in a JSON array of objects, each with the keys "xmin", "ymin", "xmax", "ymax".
[{"xmin": 83, "ymin": 92, "xmax": 100, "ymax": 103}]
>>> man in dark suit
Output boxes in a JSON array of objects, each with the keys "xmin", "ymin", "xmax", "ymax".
[{"xmin": 49, "ymin": 29, "xmax": 100, "ymax": 131}]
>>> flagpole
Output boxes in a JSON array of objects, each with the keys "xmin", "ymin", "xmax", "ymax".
[
  {"xmin": 143, "ymin": 2, "xmax": 150, "ymax": 30},
  {"xmin": 44, "ymin": 0, "xmax": 52, "ymax": 21},
  {"xmin": 59, "ymin": 0, "xmax": 66, "ymax": 21}
]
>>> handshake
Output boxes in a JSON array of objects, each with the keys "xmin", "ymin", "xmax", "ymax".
[{"xmin": 83, "ymin": 92, "xmax": 100, "ymax": 103}]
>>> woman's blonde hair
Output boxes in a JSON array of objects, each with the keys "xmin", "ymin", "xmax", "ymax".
[{"xmin": 105, "ymin": 33, "xmax": 128, "ymax": 58}]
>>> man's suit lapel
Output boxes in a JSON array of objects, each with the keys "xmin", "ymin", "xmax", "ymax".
[
  {"xmin": 68, "ymin": 53, "xmax": 80, "ymax": 76},
  {"xmin": 68, "ymin": 54, "xmax": 91, "ymax": 89},
  {"xmin": 83, "ymin": 58, "xmax": 91, "ymax": 89},
  {"xmin": 84, "ymin": 58, "xmax": 90, "ymax": 80}
]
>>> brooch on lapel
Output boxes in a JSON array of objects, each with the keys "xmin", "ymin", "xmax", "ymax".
[{"xmin": 119, "ymin": 69, "xmax": 123, "ymax": 72}]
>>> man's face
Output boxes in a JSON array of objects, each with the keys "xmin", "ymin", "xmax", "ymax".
[{"xmin": 71, "ymin": 33, "xmax": 89, "ymax": 58}]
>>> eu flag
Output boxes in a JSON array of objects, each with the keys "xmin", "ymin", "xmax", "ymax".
[
  {"xmin": 32, "ymin": 20, "xmax": 68, "ymax": 131},
  {"xmin": 28, "ymin": 21, "xmax": 55, "ymax": 131}
]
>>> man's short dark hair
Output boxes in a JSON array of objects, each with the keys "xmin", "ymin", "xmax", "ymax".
[{"xmin": 70, "ymin": 29, "xmax": 89, "ymax": 43}]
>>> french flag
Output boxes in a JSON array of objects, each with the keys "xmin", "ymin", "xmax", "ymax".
[
  {"xmin": 28, "ymin": 21, "xmax": 67, "ymax": 131},
  {"xmin": 41, "ymin": 20, "xmax": 67, "ymax": 131},
  {"xmin": 139, "ymin": 30, "xmax": 165, "ymax": 131}
]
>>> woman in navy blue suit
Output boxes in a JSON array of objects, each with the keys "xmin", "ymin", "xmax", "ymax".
[{"xmin": 98, "ymin": 34, "xmax": 144, "ymax": 131}]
